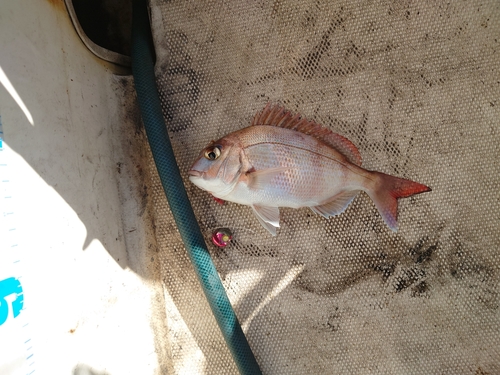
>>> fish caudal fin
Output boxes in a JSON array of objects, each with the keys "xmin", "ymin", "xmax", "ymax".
[{"xmin": 366, "ymin": 172, "xmax": 431, "ymax": 231}]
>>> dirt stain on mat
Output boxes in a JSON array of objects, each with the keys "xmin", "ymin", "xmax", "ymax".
[{"xmin": 46, "ymin": 0, "xmax": 65, "ymax": 11}]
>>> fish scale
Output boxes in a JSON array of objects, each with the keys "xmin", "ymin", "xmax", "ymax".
[{"xmin": 244, "ymin": 142, "xmax": 346, "ymax": 206}]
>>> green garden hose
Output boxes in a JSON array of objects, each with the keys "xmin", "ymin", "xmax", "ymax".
[{"xmin": 131, "ymin": 1, "xmax": 262, "ymax": 374}]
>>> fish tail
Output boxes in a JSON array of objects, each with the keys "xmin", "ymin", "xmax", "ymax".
[{"xmin": 366, "ymin": 172, "xmax": 431, "ymax": 231}]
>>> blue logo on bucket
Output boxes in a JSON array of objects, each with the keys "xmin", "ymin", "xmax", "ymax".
[
  {"xmin": 0, "ymin": 277, "xmax": 24, "ymax": 325},
  {"xmin": 0, "ymin": 115, "xmax": 3, "ymax": 150}
]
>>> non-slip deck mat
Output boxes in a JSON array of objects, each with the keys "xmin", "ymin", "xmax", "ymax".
[{"xmin": 147, "ymin": 1, "xmax": 500, "ymax": 373}]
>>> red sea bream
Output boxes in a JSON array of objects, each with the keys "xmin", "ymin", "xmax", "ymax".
[{"xmin": 188, "ymin": 104, "xmax": 431, "ymax": 235}]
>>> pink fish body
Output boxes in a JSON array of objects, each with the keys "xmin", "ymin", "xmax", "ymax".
[{"xmin": 189, "ymin": 104, "xmax": 431, "ymax": 235}]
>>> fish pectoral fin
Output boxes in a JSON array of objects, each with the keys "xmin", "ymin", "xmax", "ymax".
[
  {"xmin": 310, "ymin": 190, "xmax": 359, "ymax": 218},
  {"xmin": 251, "ymin": 205, "xmax": 280, "ymax": 236},
  {"xmin": 247, "ymin": 167, "xmax": 289, "ymax": 190}
]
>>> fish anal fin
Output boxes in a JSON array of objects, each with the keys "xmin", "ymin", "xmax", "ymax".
[
  {"xmin": 251, "ymin": 103, "xmax": 362, "ymax": 166},
  {"xmin": 251, "ymin": 205, "xmax": 280, "ymax": 236},
  {"xmin": 247, "ymin": 167, "xmax": 289, "ymax": 190},
  {"xmin": 310, "ymin": 190, "xmax": 359, "ymax": 218}
]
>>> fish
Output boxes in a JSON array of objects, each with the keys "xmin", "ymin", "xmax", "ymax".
[{"xmin": 188, "ymin": 103, "xmax": 431, "ymax": 236}]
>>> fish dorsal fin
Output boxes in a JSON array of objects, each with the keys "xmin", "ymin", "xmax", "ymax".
[{"xmin": 251, "ymin": 103, "xmax": 362, "ymax": 166}]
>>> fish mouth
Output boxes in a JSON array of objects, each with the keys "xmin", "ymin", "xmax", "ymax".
[
  {"xmin": 188, "ymin": 170, "xmax": 206, "ymax": 190},
  {"xmin": 188, "ymin": 170, "xmax": 203, "ymax": 178}
]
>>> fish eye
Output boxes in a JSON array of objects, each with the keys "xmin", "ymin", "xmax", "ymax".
[{"xmin": 204, "ymin": 145, "xmax": 221, "ymax": 160}]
